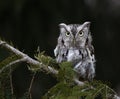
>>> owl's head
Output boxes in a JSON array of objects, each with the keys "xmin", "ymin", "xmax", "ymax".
[{"xmin": 59, "ymin": 21, "xmax": 92, "ymax": 48}]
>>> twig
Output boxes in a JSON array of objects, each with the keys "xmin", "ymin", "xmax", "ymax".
[
  {"xmin": 28, "ymin": 72, "xmax": 36, "ymax": 99},
  {"xmin": 114, "ymin": 95, "xmax": 120, "ymax": 99},
  {"xmin": 0, "ymin": 41, "xmax": 6, "ymax": 45},
  {"xmin": 0, "ymin": 57, "xmax": 27, "ymax": 74},
  {"xmin": 9, "ymin": 66, "xmax": 14, "ymax": 97}
]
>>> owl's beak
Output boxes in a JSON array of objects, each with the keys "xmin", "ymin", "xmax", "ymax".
[{"xmin": 73, "ymin": 38, "xmax": 76, "ymax": 46}]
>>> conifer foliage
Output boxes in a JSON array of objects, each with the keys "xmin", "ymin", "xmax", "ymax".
[{"xmin": 0, "ymin": 39, "xmax": 119, "ymax": 99}]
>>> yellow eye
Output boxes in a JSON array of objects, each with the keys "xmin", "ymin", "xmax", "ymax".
[
  {"xmin": 79, "ymin": 31, "xmax": 84, "ymax": 36},
  {"xmin": 66, "ymin": 32, "xmax": 70, "ymax": 36}
]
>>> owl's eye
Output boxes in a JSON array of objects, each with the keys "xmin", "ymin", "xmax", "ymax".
[
  {"xmin": 79, "ymin": 31, "xmax": 84, "ymax": 36},
  {"xmin": 65, "ymin": 32, "xmax": 70, "ymax": 36}
]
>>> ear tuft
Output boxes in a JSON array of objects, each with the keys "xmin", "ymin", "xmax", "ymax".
[
  {"xmin": 83, "ymin": 21, "xmax": 91, "ymax": 28},
  {"xmin": 59, "ymin": 23, "xmax": 67, "ymax": 28}
]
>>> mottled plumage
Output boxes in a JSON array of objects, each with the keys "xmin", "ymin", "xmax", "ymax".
[{"xmin": 54, "ymin": 22, "xmax": 95, "ymax": 81}]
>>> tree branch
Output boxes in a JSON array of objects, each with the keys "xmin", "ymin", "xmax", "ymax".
[{"xmin": 0, "ymin": 40, "xmax": 58, "ymax": 75}]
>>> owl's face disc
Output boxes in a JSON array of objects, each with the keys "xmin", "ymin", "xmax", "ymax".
[{"xmin": 59, "ymin": 22, "xmax": 91, "ymax": 48}]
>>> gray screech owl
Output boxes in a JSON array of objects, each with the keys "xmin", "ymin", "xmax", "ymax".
[{"xmin": 54, "ymin": 22, "xmax": 95, "ymax": 81}]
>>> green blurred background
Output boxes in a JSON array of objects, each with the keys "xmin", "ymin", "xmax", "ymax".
[{"xmin": 0, "ymin": 0, "xmax": 120, "ymax": 98}]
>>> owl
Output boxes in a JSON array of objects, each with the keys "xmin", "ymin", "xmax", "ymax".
[{"xmin": 54, "ymin": 22, "xmax": 95, "ymax": 81}]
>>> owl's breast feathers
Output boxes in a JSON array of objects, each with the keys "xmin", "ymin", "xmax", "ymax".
[
  {"xmin": 55, "ymin": 45, "xmax": 95, "ymax": 64},
  {"xmin": 54, "ymin": 45, "xmax": 95, "ymax": 80}
]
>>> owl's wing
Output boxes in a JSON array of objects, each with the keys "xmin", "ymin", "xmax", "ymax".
[
  {"xmin": 54, "ymin": 45, "xmax": 68, "ymax": 63},
  {"xmin": 86, "ymin": 45, "xmax": 96, "ymax": 63},
  {"xmin": 54, "ymin": 45, "xmax": 59, "ymax": 57},
  {"xmin": 54, "ymin": 45, "xmax": 63, "ymax": 63}
]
